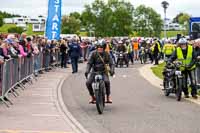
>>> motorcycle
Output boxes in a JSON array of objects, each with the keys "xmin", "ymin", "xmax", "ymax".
[
  {"xmin": 91, "ymin": 72, "xmax": 106, "ymax": 114},
  {"xmin": 139, "ymin": 48, "xmax": 148, "ymax": 64},
  {"xmin": 116, "ymin": 52, "xmax": 129, "ymax": 68},
  {"xmin": 162, "ymin": 61, "xmax": 185, "ymax": 101}
]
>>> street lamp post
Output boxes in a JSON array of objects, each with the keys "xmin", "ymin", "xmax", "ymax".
[{"xmin": 161, "ymin": 1, "xmax": 169, "ymax": 39}]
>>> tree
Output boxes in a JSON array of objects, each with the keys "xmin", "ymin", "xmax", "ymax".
[
  {"xmin": 173, "ymin": 13, "xmax": 191, "ymax": 34},
  {"xmin": 0, "ymin": 15, "xmax": 4, "ymax": 27},
  {"xmin": 81, "ymin": 0, "xmax": 134, "ymax": 37},
  {"xmin": 8, "ymin": 27, "xmax": 24, "ymax": 34},
  {"xmin": 62, "ymin": 15, "xmax": 81, "ymax": 34},
  {"xmin": 133, "ymin": 5, "xmax": 163, "ymax": 37}
]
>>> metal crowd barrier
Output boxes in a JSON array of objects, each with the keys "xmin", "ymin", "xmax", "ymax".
[
  {"xmin": 195, "ymin": 64, "xmax": 200, "ymax": 89},
  {"xmin": 0, "ymin": 50, "xmax": 61, "ymax": 107}
]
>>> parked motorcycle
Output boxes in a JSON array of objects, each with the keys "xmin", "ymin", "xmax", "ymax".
[{"xmin": 162, "ymin": 61, "xmax": 185, "ymax": 101}]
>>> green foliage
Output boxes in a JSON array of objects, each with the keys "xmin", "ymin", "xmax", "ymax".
[
  {"xmin": 133, "ymin": 5, "xmax": 163, "ymax": 37},
  {"xmin": 8, "ymin": 27, "xmax": 24, "ymax": 34},
  {"xmin": 173, "ymin": 12, "xmax": 191, "ymax": 34},
  {"xmin": 81, "ymin": 0, "xmax": 134, "ymax": 37},
  {"xmin": 62, "ymin": 15, "xmax": 81, "ymax": 34},
  {"xmin": 161, "ymin": 30, "xmax": 185, "ymax": 38},
  {"xmin": 0, "ymin": 11, "xmax": 20, "ymax": 18},
  {"xmin": 0, "ymin": 15, "xmax": 4, "ymax": 27},
  {"xmin": 151, "ymin": 62, "xmax": 165, "ymax": 79}
]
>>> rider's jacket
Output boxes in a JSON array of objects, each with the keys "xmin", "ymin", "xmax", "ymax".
[
  {"xmin": 126, "ymin": 44, "xmax": 132, "ymax": 53},
  {"xmin": 86, "ymin": 50, "xmax": 115, "ymax": 73},
  {"xmin": 117, "ymin": 44, "xmax": 126, "ymax": 53},
  {"xmin": 151, "ymin": 41, "xmax": 161, "ymax": 53},
  {"xmin": 168, "ymin": 45, "xmax": 196, "ymax": 71},
  {"xmin": 162, "ymin": 43, "xmax": 175, "ymax": 55}
]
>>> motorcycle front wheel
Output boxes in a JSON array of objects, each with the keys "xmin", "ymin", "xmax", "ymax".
[{"xmin": 95, "ymin": 88, "xmax": 105, "ymax": 114}]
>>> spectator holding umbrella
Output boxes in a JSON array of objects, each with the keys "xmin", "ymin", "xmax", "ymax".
[{"xmin": 68, "ymin": 38, "xmax": 81, "ymax": 74}]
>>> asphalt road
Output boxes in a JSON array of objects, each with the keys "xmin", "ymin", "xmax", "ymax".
[{"xmin": 61, "ymin": 63, "xmax": 200, "ymax": 133}]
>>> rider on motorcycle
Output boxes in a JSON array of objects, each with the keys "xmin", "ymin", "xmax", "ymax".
[
  {"xmin": 116, "ymin": 40, "xmax": 128, "ymax": 65},
  {"xmin": 168, "ymin": 38, "xmax": 198, "ymax": 99},
  {"xmin": 85, "ymin": 40, "xmax": 115, "ymax": 104},
  {"xmin": 125, "ymin": 40, "xmax": 133, "ymax": 64}
]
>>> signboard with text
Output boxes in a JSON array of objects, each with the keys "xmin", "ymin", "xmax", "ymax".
[{"xmin": 45, "ymin": 0, "xmax": 62, "ymax": 40}]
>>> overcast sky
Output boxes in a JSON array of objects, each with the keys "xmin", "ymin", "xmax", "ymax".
[{"xmin": 0, "ymin": 0, "xmax": 199, "ymax": 19}]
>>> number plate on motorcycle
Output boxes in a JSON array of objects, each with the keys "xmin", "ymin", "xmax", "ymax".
[{"xmin": 92, "ymin": 82, "xmax": 99, "ymax": 90}]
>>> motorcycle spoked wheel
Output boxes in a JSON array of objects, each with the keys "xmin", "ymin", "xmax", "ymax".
[
  {"xmin": 163, "ymin": 80, "xmax": 171, "ymax": 96},
  {"xmin": 95, "ymin": 83, "xmax": 105, "ymax": 114}
]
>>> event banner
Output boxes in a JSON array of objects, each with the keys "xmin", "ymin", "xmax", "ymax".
[{"xmin": 45, "ymin": 0, "xmax": 62, "ymax": 40}]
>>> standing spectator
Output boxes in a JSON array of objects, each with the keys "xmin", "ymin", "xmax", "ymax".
[
  {"xmin": 32, "ymin": 39, "xmax": 40, "ymax": 76},
  {"xmin": 8, "ymin": 39, "xmax": 19, "ymax": 58},
  {"xmin": 19, "ymin": 33, "xmax": 27, "ymax": 52},
  {"xmin": 68, "ymin": 38, "xmax": 81, "ymax": 74},
  {"xmin": 44, "ymin": 40, "xmax": 51, "ymax": 71},
  {"xmin": 132, "ymin": 38, "xmax": 139, "ymax": 61},
  {"xmin": 60, "ymin": 39, "xmax": 68, "ymax": 68},
  {"xmin": 26, "ymin": 37, "xmax": 33, "ymax": 58},
  {"xmin": 80, "ymin": 40, "xmax": 88, "ymax": 61},
  {"xmin": 0, "ymin": 41, "xmax": 10, "ymax": 60},
  {"xmin": 151, "ymin": 39, "xmax": 161, "ymax": 65}
]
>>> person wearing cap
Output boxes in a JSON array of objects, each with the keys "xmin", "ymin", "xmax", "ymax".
[
  {"xmin": 85, "ymin": 40, "xmax": 115, "ymax": 104},
  {"xmin": 168, "ymin": 38, "xmax": 198, "ymax": 99},
  {"xmin": 162, "ymin": 39, "xmax": 175, "ymax": 60}
]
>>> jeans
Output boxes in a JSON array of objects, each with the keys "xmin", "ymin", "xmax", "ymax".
[
  {"xmin": 44, "ymin": 54, "xmax": 50, "ymax": 70},
  {"xmin": 86, "ymin": 73, "xmax": 110, "ymax": 96},
  {"xmin": 34, "ymin": 55, "xmax": 40, "ymax": 74},
  {"xmin": 71, "ymin": 57, "xmax": 79, "ymax": 72},
  {"xmin": 182, "ymin": 70, "xmax": 197, "ymax": 96},
  {"xmin": 61, "ymin": 53, "xmax": 67, "ymax": 68}
]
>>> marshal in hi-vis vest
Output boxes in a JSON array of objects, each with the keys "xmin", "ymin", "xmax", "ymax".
[{"xmin": 176, "ymin": 45, "xmax": 196, "ymax": 71}]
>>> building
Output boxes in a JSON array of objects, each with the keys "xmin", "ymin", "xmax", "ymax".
[
  {"xmin": 163, "ymin": 18, "xmax": 183, "ymax": 31},
  {"xmin": 3, "ymin": 16, "xmax": 46, "ymax": 24},
  {"xmin": 3, "ymin": 16, "xmax": 46, "ymax": 32}
]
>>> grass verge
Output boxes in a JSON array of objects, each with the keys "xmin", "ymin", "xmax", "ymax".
[{"xmin": 151, "ymin": 62, "xmax": 165, "ymax": 79}]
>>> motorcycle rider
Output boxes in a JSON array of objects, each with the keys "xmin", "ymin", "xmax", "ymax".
[
  {"xmin": 151, "ymin": 38, "xmax": 161, "ymax": 65},
  {"xmin": 125, "ymin": 40, "xmax": 133, "ymax": 64},
  {"xmin": 168, "ymin": 38, "xmax": 198, "ymax": 99},
  {"xmin": 116, "ymin": 40, "xmax": 128, "ymax": 65},
  {"xmin": 85, "ymin": 40, "xmax": 115, "ymax": 104},
  {"xmin": 162, "ymin": 39, "xmax": 175, "ymax": 60}
]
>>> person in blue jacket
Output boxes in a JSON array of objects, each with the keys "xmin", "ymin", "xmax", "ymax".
[{"xmin": 68, "ymin": 38, "xmax": 82, "ymax": 74}]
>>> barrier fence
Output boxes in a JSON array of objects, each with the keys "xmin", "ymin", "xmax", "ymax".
[{"xmin": 0, "ymin": 50, "xmax": 60, "ymax": 107}]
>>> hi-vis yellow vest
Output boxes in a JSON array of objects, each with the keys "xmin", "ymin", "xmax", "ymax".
[
  {"xmin": 176, "ymin": 45, "xmax": 196, "ymax": 71},
  {"xmin": 163, "ymin": 44, "xmax": 175, "ymax": 55}
]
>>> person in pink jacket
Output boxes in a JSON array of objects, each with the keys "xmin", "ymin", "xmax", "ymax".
[{"xmin": 18, "ymin": 43, "xmax": 27, "ymax": 57}]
